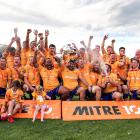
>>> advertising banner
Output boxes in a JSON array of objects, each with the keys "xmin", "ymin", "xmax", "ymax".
[
  {"xmin": 0, "ymin": 99, "xmax": 61, "ymax": 119},
  {"xmin": 62, "ymin": 101, "xmax": 140, "ymax": 121}
]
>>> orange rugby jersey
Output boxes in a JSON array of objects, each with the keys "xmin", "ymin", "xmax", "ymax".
[
  {"xmin": 102, "ymin": 52, "xmax": 110, "ymax": 63},
  {"xmin": 61, "ymin": 67, "xmax": 80, "ymax": 90},
  {"xmin": 26, "ymin": 48, "xmax": 35, "ymax": 58},
  {"xmin": 24, "ymin": 65, "xmax": 40, "ymax": 86},
  {"xmin": 10, "ymin": 66, "xmax": 25, "ymax": 81},
  {"xmin": 6, "ymin": 54, "xmax": 14, "ymax": 68},
  {"xmin": 98, "ymin": 73, "xmax": 118, "ymax": 93},
  {"xmin": 79, "ymin": 64, "xmax": 92, "ymax": 89},
  {"xmin": 32, "ymin": 91, "xmax": 46, "ymax": 105},
  {"xmin": 114, "ymin": 63, "xmax": 128, "ymax": 84},
  {"xmin": 0, "ymin": 68, "xmax": 11, "ymax": 88},
  {"xmin": 5, "ymin": 88, "xmax": 23, "ymax": 102},
  {"xmin": 36, "ymin": 52, "xmax": 43, "ymax": 65},
  {"xmin": 39, "ymin": 65, "xmax": 60, "ymax": 91},
  {"xmin": 108, "ymin": 62, "xmax": 117, "ymax": 73},
  {"xmin": 26, "ymin": 48, "xmax": 35, "ymax": 64},
  {"xmin": 127, "ymin": 70, "xmax": 140, "ymax": 90},
  {"xmin": 90, "ymin": 72, "xmax": 100, "ymax": 85},
  {"xmin": 117, "ymin": 55, "xmax": 130, "ymax": 68}
]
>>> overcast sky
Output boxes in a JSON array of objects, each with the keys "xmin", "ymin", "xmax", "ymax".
[{"xmin": 0, "ymin": 0, "xmax": 140, "ymax": 57}]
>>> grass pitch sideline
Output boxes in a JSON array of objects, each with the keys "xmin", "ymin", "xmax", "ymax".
[{"xmin": 0, "ymin": 119, "xmax": 139, "ymax": 140}]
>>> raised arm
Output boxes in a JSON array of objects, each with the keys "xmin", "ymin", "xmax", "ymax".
[
  {"xmin": 33, "ymin": 29, "xmax": 38, "ymax": 47},
  {"xmin": 38, "ymin": 50, "xmax": 46, "ymax": 58},
  {"xmin": 15, "ymin": 37, "xmax": 22, "ymax": 55},
  {"xmin": 45, "ymin": 30, "xmax": 49, "ymax": 51},
  {"xmin": 3, "ymin": 37, "xmax": 15, "ymax": 57},
  {"xmin": 38, "ymin": 33, "xmax": 45, "ymax": 52},
  {"xmin": 33, "ymin": 50, "xmax": 38, "ymax": 68},
  {"xmin": 14, "ymin": 27, "xmax": 18, "ymax": 38},
  {"xmin": 25, "ymin": 29, "xmax": 32, "ymax": 50},
  {"xmin": 101, "ymin": 35, "xmax": 108, "ymax": 55},
  {"xmin": 111, "ymin": 39, "xmax": 115, "ymax": 52},
  {"xmin": 14, "ymin": 28, "xmax": 21, "ymax": 53},
  {"xmin": 80, "ymin": 40, "xmax": 87, "ymax": 49},
  {"xmin": 6, "ymin": 37, "xmax": 15, "ymax": 51},
  {"xmin": 87, "ymin": 35, "xmax": 93, "ymax": 51}
]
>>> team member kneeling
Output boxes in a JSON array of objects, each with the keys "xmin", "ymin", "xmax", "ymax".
[
  {"xmin": 39, "ymin": 58, "xmax": 69, "ymax": 100},
  {"xmin": 98, "ymin": 64, "xmax": 122, "ymax": 101},
  {"xmin": 61, "ymin": 59, "xmax": 91, "ymax": 100},
  {"xmin": 78, "ymin": 59, "xmax": 101, "ymax": 100}
]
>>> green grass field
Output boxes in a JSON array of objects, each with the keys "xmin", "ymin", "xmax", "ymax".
[{"xmin": 0, "ymin": 119, "xmax": 140, "ymax": 140}]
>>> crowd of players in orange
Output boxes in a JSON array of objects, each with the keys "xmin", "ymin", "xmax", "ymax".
[{"xmin": 0, "ymin": 28, "xmax": 140, "ymax": 123}]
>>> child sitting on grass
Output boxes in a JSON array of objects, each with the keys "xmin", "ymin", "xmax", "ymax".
[{"xmin": 32, "ymin": 86, "xmax": 51, "ymax": 122}]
